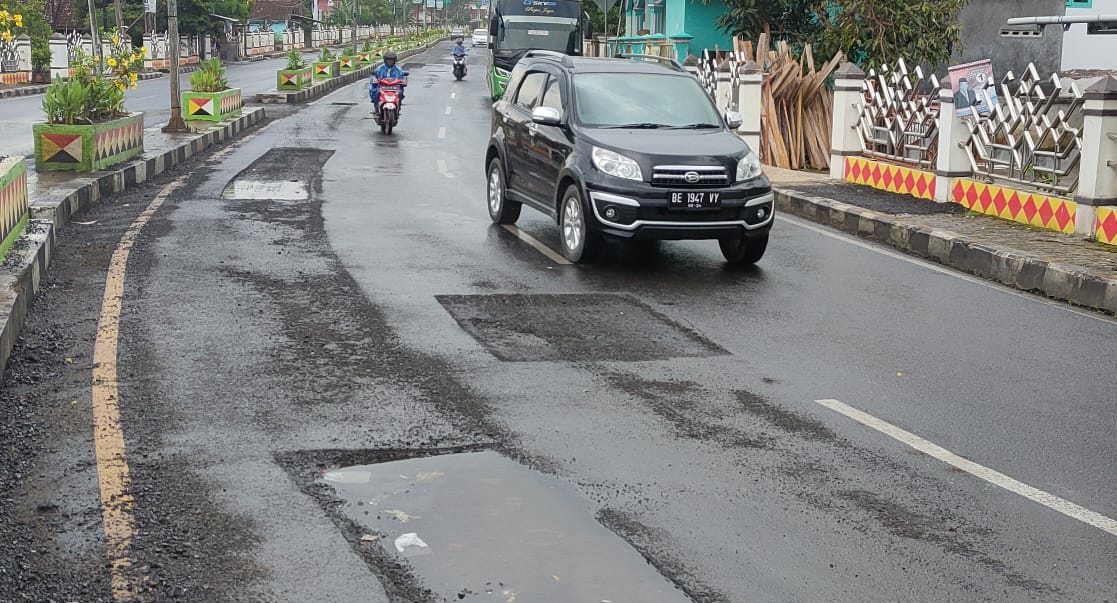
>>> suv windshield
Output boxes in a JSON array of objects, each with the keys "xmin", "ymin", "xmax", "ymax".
[{"xmin": 573, "ymin": 72, "xmax": 723, "ymax": 128}]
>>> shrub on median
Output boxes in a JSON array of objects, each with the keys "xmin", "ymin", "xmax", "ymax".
[
  {"xmin": 41, "ymin": 33, "xmax": 145, "ymax": 125},
  {"xmin": 188, "ymin": 58, "xmax": 229, "ymax": 93},
  {"xmin": 286, "ymin": 50, "xmax": 306, "ymax": 70}
]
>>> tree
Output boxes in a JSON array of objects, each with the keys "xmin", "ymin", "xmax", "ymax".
[
  {"xmin": 712, "ymin": 0, "xmax": 818, "ymax": 42},
  {"xmin": 712, "ymin": 0, "xmax": 967, "ymax": 69},
  {"xmin": 2, "ymin": 0, "xmax": 53, "ymax": 59},
  {"xmin": 814, "ymin": 0, "xmax": 966, "ymax": 68},
  {"xmin": 583, "ymin": 0, "xmax": 621, "ymax": 39}
]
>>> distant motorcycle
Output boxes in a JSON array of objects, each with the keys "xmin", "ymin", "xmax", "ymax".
[
  {"xmin": 374, "ymin": 75, "xmax": 407, "ymax": 134},
  {"xmin": 452, "ymin": 55, "xmax": 467, "ymax": 81}
]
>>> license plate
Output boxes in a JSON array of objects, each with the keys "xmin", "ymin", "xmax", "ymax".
[{"xmin": 669, "ymin": 191, "xmax": 722, "ymax": 209}]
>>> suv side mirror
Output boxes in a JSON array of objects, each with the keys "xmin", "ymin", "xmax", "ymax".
[
  {"xmin": 583, "ymin": 15, "xmax": 593, "ymax": 40},
  {"xmin": 725, "ymin": 111, "xmax": 743, "ymax": 130},
  {"xmin": 532, "ymin": 106, "xmax": 562, "ymax": 126},
  {"xmin": 489, "ymin": 18, "xmax": 498, "ymax": 36}
]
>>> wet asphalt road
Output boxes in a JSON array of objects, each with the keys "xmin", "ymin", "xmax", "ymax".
[
  {"xmin": 1, "ymin": 41, "xmax": 1116, "ymax": 602},
  {"xmin": 0, "ymin": 55, "xmax": 292, "ymax": 159}
]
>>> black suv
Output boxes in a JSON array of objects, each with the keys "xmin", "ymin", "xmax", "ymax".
[{"xmin": 484, "ymin": 52, "xmax": 774, "ymax": 264}]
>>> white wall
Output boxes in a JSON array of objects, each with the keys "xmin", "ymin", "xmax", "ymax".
[{"xmin": 1062, "ymin": 0, "xmax": 1117, "ymax": 70}]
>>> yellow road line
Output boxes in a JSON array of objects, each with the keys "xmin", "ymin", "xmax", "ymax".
[{"xmin": 92, "ymin": 175, "xmax": 187, "ymax": 600}]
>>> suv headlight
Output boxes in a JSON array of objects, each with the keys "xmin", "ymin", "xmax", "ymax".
[
  {"xmin": 736, "ymin": 151, "xmax": 762, "ymax": 182},
  {"xmin": 592, "ymin": 147, "xmax": 643, "ymax": 181}
]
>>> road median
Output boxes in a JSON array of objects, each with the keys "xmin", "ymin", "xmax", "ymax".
[{"xmin": 256, "ymin": 39, "xmax": 445, "ymax": 105}]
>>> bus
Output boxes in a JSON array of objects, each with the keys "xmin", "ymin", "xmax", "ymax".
[{"xmin": 486, "ymin": 0, "xmax": 591, "ymax": 100}]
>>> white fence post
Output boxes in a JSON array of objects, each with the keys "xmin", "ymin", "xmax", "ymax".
[
  {"xmin": 1075, "ymin": 76, "xmax": 1117, "ymax": 237},
  {"xmin": 49, "ymin": 33, "xmax": 68, "ymax": 80},
  {"xmin": 934, "ymin": 84, "xmax": 970, "ymax": 203},
  {"xmin": 828, "ymin": 62, "xmax": 866, "ymax": 180},
  {"xmin": 737, "ymin": 61, "xmax": 763, "ymax": 152}
]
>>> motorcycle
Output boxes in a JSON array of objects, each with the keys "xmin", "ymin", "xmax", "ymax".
[
  {"xmin": 452, "ymin": 54, "xmax": 467, "ymax": 81},
  {"xmin": 374, "ymin": 74, "xmax": 408, "ymax": 135}
]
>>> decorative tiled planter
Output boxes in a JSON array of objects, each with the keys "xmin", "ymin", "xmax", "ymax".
[
  {"xmin": 339, "ymin": 56, "xmax": 357, "ymax": 72},
  {"xmin": 277, "ymin": 67, "xmax": 312, "ymax": 90},
  {"xmin": 0, "ymin": 156, "xmax": 29, "ymax": 258},
  {"xmin": 313, "ymin": 61, "xmax": 340, "ymax": 79},
  {"xmin": 33, "ymin": 112, "xmax": 144, "ymax": 172},
  {"xmin": 182, "ymin": 88, "xmax": 243, "ymax": 122},
  {"xmin": 358, "ymin": 51, "xmax": 372, "ymax": 65}
]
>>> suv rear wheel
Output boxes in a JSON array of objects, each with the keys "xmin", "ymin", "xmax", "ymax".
[
  {"xmin": 719, "ymin": 234, "xmax": 768, "ymax": 265},
  {"xmin": 487, "ymin": 158, "xmax": 521, "ymax": 224},
  {"xmin": 560, "ymin": 186, "xmax": 602, "ymax": 263}
]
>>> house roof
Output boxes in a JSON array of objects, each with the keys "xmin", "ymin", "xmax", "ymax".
[{"xmin": 251, "ymin": 0, "xmax": 305, "ymax": 21}]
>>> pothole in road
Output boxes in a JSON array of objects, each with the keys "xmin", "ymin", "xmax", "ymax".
[
  {"xmin": 290, "ymin": 448, "xmax": 693, "ymax": 602},
  {"xmin": 221, "ymin": 148, "xmax": 334, "ymax": 200},
  {"xmin": 436, "ymin": 293, "xmax": 727, "ymax": 362}
]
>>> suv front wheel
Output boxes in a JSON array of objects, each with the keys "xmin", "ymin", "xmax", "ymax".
[
  {"xmin": 487, "ymin": 158, "xmax": 521, "ymax": 224},
  {"xmin": 559, "ymin": 186, "xmax": 602, "ymax": 263},
  {"xmin": 719, "ymin": 234, "xmax": 768, "ymax": 265}
]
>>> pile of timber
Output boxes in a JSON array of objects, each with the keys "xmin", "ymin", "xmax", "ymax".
[{"xmin": 737, "ymin": 34, "xmax": 844, "ymax": 171}]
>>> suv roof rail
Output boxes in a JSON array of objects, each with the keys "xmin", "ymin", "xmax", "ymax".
[
  {"xmin": 612, "ymin": 53, "xmax": 686, "ymax": 72},
  {"xmin": 524, "ymin": 49, "xmax": 574, "ymax": 67}
]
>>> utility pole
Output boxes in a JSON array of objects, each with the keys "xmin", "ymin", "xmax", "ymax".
[
  {"xmin": 86, "ymin": 0, "xmax": 102, "ymax": 63},
  {"xmin": 163, "ymin": 0, "xmax": 189, "ymax": 133},
  {"xmin": 114, "ymin": 0, "xmax": 124, "ymax": 33},
  {"xmin": 351, "ymin": 0, "xmax": 358, "ymax": 52}
]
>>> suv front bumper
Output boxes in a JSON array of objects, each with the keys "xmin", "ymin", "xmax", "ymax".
[{"xmin": 585, "ymin": 182, "xmax": 775, "ymax": 241}]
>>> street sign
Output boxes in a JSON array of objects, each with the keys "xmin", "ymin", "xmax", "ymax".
[
  {"xmin": 144, "ymin": 0, "xmax": 156, "ymax": 14},
  {"xmin": 436, "ymin": 0, "xmax": 444, "ymax": 9}
]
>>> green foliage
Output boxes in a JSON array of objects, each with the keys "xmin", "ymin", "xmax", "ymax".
[
  {"xmin": 41, "ymin": 43, "xmax": 143, "ymax": 124},
  {"xmin": 816, "ymin": 0, "xmax": 967, "ymax": 68},
  {"xmin": 31, "ymin": 45, "xmax": 49, "ymax": 71},
  {"xmin": 583, "ymin": 0, "xmax": 623, "ymax": 38},
  {"xmin": 285, "ymin": 50, "xmax": 305, "ymax": 70},
  {"xmin": 189, "ymin": 57, "xmax": 228, "ymax": 92},
  {"xmin": 319, "ymin": 46, "xmax": 335, "ymax": 61},
  {"xmin": 362, "ymin": 38, "xmax": 372, "ymax": 52},
  {"xmin": 711, "ymin": 0, "xmax": 967, "ymax": 69},
  {"xmin": 42, "ymin": 78, "xmax": 88, "ymax": 125}
]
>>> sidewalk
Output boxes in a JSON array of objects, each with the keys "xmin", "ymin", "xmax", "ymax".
[{"xmin": 766, "ymin": 166, "xmax": 1117, "ymax": 314}]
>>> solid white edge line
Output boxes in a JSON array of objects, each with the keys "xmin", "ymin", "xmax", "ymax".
[
  {"xmin": 815, "ymin": 398, "xmax": 1117, "ymax": 538},
  {"xmin": 500, "ymin": 224, "xmax": 572, "ymax": 265},
  {"xmin": 779, "ymin": 215, "xmax": 1117, "ymax": 325}
]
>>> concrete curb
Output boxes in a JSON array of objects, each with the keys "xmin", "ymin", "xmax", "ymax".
[
  {"xmin": 255, "ymin": 39, "xmax": 445, "ymax": 104},
  {"xmin": 774, "ymin": 187, "xmax": 1117, "ymax": 314},
  {"xmin": 32, "ymin": 107, "xmax": 266, "ymax": 229},
  {"xmin": 0, "ymin": 220, "xmax": 55, "ymax": 381}
]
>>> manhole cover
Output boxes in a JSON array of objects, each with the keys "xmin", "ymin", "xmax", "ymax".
[
  {"xmin": 436, "ymin": 293, "xmax": 725, "ymax": 362},
  {"xmin": 320, "ymin": 451, "xmax": 692, "ymax": 602}
]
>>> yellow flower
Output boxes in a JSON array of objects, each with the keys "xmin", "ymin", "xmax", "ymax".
[
  {"xmin": 13, "ymin": 14, "xmax": 22, "ymax": 27},
  {"xmin": 115, "ymin": 81, "xmax": 126, "ymax": 91},
  {"xmin": 113, "ymin": 32, "xmax": 119, "ymax": 45},
  {"xmin": 107, "ymin": 57, "xmax": 117, "ymax": 67}
]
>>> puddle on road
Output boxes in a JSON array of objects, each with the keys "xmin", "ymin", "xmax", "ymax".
[
  {"xmin": 221, "ymin": 148, "xmax": 334, "ymax": 200},
  {"xmin": 222, "ymin": 180, "xmax": 309, "ymax": 200},
  {"xmin": 319, "ymin": 451, "xmax": 692, "ymax": 602}
]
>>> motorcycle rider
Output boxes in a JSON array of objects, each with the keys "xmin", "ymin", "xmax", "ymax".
[
  {"xmin": 452, "ymin": 39, "xmax": 467, "ymax": 76},
  {"xmin": 369, "ymin": 51, "xmax": 406, "ymax": 116}
]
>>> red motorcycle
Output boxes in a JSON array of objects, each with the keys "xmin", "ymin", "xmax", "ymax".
[{"xmin": 375, "ymin": 76, "xmax": 407, "ymax": 134}]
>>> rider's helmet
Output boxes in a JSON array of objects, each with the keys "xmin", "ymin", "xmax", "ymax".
[{"xmin": 384, "ymin": 51, "xmax": 398, "ymax": 65}]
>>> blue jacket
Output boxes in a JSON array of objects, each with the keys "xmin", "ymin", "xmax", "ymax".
[
  {"xmin": 369, "ymin": 63, "xmax": 406, "ymax": 101},
  {"xmin": 452, "ymin": 45, "xmax": 467, "ymax": 57}
]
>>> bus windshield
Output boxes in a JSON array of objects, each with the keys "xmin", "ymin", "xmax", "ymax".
[{"xmin": 496, "ymin": 17, "xmax": 578, "ymax": 54}]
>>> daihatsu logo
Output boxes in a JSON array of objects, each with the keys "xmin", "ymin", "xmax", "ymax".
[{"xmin": 684, "ymin": 171, "xmax": 700, "ymax": 183}]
